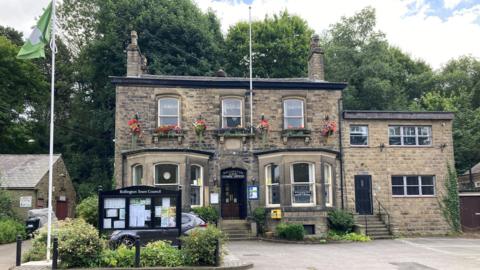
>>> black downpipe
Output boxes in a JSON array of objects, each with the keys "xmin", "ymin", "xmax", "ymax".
[{"xmin": 338, "ymin": 98, "xmax": 345, "ymax": 209}]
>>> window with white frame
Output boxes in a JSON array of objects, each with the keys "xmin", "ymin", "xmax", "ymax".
[
  {"xmin": 291, "ymin": 163, "xmax": 315, "ymax": 205},
  {"xmin": 265, "ymin": 164, "xmax": 280, "ymax": 206},
  {"xmin": 284, "ymin": 99, "xmax": 304, "ymax": 129},
  {"xmin": 190, "ymin": 165, "xmax": 203, "ymax": 207},
  {"xmin": 132, "ymin": 164, "xmax": 143, "ymax": 185},
  {"xmin": 350, "ymin": 125, "xmax": 368, "ymax": 146},
  {"xmin": 324, "ymin": 163, "xmax": 333, "ymax": 206},
  {"xmin": 391, "ymin": 175, "xmax": 435, "ymax": 196},
  {"xmin": 222, "ymin": 98, "xmax": 242, "ymax": 128},
  {"xmin": 158, "ymin": 98, "xmax": 180, "ymax": 126},
  {"xmin": 389, "ymin": 126, "xmax": 431, "ymax": 146},
  {"xmin": 154, "ymin": 164, "xmax": 178, "ymax": 185}
]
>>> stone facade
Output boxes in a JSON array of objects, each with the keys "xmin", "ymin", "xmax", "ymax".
[
  {"xmin": 112, "ymin": 32, "xmax": 456, "ymax": 236},
  {"xmin": 342, "ymin": 112, "xmax": 455, "ymax": 235}
]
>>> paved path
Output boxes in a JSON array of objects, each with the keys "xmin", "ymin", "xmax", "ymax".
[
  {"xmin": 228, "ymin": 238, "xmax": 480, "ymax": 270},
  {"xmin": 0, "ymin": 240, "xmax": 31, "ymax": 270}
]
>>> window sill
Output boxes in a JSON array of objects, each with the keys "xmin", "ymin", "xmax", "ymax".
[
  {"xmin": 388, "ymin": 145, "xmax": 433, "ymax": 148},
  {"xmin": 392, "ymin": 195, "xmax": 436, "ymax": 198},
  {"xmin": 266, "ymin": 204, "xmax": 281, "ymax": 208},
  {"xmin": 349, "ymin": 145, "xmax": 369, "ymax": 148},
  {"xmin": 291, "ymin": 203, "xmax": 316, "ymax": 207},
  {"xmin": 152, "ymin": 133, "xmax": 184, "ymax": 144}
]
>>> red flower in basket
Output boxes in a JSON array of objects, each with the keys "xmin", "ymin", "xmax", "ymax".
[
  {"xmin": 193, "ymin": 118, "xmax": 207, "ymax": 135},
  {"xmin": 321, "ymin": 120, "xmax": 337, "ymax": 136},
  {"xmin": 128, "ymin": 116, "xmax": 141, "ymax": 135},
  {"xmin": 257, "ymin": 115, "xmax": 269, "ymax": 132}
]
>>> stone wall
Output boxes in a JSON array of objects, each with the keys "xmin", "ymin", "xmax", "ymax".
[{"xmin": 342, "ymin": 118, "xmax": 455, "ymax": 235}]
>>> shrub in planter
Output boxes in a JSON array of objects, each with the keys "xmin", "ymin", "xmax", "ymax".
[
  {"xmin": 180, "ymin": 226, "xmax": 226, "ymax": 266},
  {"xmin": 0, "ymin": 218, "xmax": 25, "ymax": 244},
  {"xmin": 327, "ymin": 230, "xmax": 370, "ymax": 242},
  {"xmin": 142, "ymin": 241, "xmax": 184, "ymax": 267},
  {"xmin": 23, "ymin": 219, "xmax": 105, "ymax": 267},
  {"xmin": 328, "ymin": 209, "xmax": 354, "ymax": 233},
  {"xmin": 191, "ymin": 206, "xmax": 219, "ymax": 224},
  {"xmin": 76, "ymin": 195, "xmax": 99, "ymax": 227},
  {"xmin": 252, "ymin": 207, "xmax": 267, "ymax": 234},
  {"xmin": 276, "ymin": 223, "xmax": 305, "ymax": 241},
  {"xmin": 100, "ymin": 245, "xmax": 135, "ymax": 268}
]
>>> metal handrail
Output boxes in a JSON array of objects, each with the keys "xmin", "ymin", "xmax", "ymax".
[{"xmin": 375, "ymin": 197, "xmax": 391, "ymax": 233}]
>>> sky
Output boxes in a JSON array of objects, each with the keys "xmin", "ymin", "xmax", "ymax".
[{"xmin": 1, "ymin": 0, "xmax": 479, "ymax": 69}]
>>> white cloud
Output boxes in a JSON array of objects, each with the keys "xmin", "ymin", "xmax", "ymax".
[
  {"xmin": 444, "ymin": 0, "xmax": 463, "ymax": 9},
  {"xmin": 196, "ymin": 0, "xmax": 480, "ymax": 69}
]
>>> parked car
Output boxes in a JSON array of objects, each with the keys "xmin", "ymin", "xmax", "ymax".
[
  {"xmin": 25, "ymin": 208, "xmax": 58, "ymax": 238},
  {"xmin": 109, "ymin": 212, "xmax": 207, "ymax": 246}
]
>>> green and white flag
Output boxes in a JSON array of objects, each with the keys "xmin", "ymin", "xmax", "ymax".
[{"xmin": 17, "ymin": 2, "xmax": 52, "ymax": 59}]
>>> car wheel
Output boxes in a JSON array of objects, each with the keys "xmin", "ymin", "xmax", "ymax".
[{"xmin": 121, "ymin": 236, "xmax": 136, "ymax": 247}]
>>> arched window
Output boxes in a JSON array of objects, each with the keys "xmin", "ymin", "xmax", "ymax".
[
  {"xmin": 154, "ymin": 164, "xmax": 178, "ymax": 185},
  {"xmin": 132, "ymin": 164, "xmax": 143, "ymax": 186},
  {"xmin": 158, "ymin": 98, "xmax": 180, "ymax": 126},
  {"xmin": 190, "ymin": 165, "xmax": 203, "ymax": 207},
  {"xmin": 222, "ymin": 98, "xmax": 243, "ymax": 128},
  {"xmin": 265, "ymin": 164, "xmax": 280, "ymax": 206},
  {"xmin": 290, "ymin": 163, "xmax": 315, "ymax": 205},
  {"xmin": 324, "ymin": 164, "xmax": 333, "ymax": 207},
  {"xmin": 283, "ymin": 99, "xmax": 304, "ymax": 129}
]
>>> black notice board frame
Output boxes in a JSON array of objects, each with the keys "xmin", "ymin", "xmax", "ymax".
[{"xmin": 98, "ymin": 185, "xmax": 182, "ymax": 236}]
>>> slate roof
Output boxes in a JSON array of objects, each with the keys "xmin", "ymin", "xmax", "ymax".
[
  {"xmin": 463, "ymin": 162, "xmax": 480, "ymax": 175},
  {"xmin": 0, "ymin": 154, "xmax": 61, "ymax": 189}
]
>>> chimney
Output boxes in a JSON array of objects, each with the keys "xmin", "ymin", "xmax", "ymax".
[
  {"xmin": 126, "ymin": 31, "xmax": 147, "ymax": 76},
  {"xmin": 308, "ymin": 34, "xmax": 325, "ymax": 81}
]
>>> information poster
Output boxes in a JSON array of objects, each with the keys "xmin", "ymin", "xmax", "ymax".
[
  {"xmin": 19, "ymin": 196, "xmax": 32, "ymax": 208},
  {"xmin": 210, "ymin": 193, "xmax": 219, "ymax": 204},
  {"xmin": 103, "ymin": 218, "xmax": 112, "ymax": 229},
  {"xmin": 248, "ymin": 185, "xmax": 259, "ymax": 200},
  {"xmin": 129, "ymin": 203, "xmax": 146, "ymax": 227}
]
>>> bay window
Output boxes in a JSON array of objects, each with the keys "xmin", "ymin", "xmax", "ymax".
[
  {"xmin": 190, "ymin": 165, "xmax": 203, "ymax": 207},
  {"xmin": 324, "ymin": 163, "xmax": 333, "ymax": 206},
  {"xmin": 291, "ymin": 163, "xmax": 315, "ymax": 205},
  {"xmin": 222, "ymin": 98, "xmax": 242, "ymax": 128},
  {"xmin": 284, "ymin": 99, "xmax": 304, "ymax": 129},
  {"xmin": 132, "ymin": 164, "xmax": 143, "ymax": 185},
  {"xmin": 158, "ymin": 98, "xmax": 180, "ymax": 126},
  {"xmin": 154, "ymin": 164, "xmax": 178, "ymax": 185},
  {"xmin": 265, "ymin": 164, "xmax": 280, "ymax": 206}
]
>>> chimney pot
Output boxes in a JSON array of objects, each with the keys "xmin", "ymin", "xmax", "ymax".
[{"xmin": 216, "ymin": 69, "xmax": 227, "ymax": 77}]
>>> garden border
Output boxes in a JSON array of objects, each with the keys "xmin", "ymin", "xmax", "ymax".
[{"xmin": 12, "ymin": 263, "xmax": 254, "ymax": 270}]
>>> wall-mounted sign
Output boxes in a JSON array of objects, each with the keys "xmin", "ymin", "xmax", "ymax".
[
  {"xmin": 19, "ymin": 196, "xmax": 32, "ymax": 208},
  {"xmin": 221, "ymin": 169, "xmax": 246, "ymax": 180},
  {"xmin": 210, "ymin": 193, "xmax": 219, "ymax": 204},
  {"xmin": 247, "ymin": 185, "xmax": 259, "ymax": 200}
]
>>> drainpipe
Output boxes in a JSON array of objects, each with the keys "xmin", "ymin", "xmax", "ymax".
[{"xmin": 337, "ymin": 98, "xmax": 345, "ymax": 209}]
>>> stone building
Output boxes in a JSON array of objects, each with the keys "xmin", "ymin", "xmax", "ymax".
[
  {"xmin": 112, "ymin": 31, "xmax": 455, "ymax": 237},
  {"xmin": 0, "ymin": 154, "xmax": 76, "ymax": 219}
]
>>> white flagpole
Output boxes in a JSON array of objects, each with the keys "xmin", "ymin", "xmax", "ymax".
[
  {"xmin": 46, "ymin": 0, "xmax": 57, "ymax": 261},
  {"xmin": 249, "ymin": 6, "xmax": 253, "ymax": 134}
]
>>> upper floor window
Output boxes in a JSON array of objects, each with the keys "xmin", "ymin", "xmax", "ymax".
[
  {"xmin": 265, "ymin": 164, "xmax": 280, "ymax": 206},
  {"xmin": 132, "ymin": 164, "xmax": 143, "ymax": 185},
  {"xmin": 222, "ymin": 98, "xmax": 242, "ymax": 128},
  {"xmin": 391, "ymin": 175, "xmax": 435, "ymax": 196},
  {"xmin": 158, "ymin": 98, "xmax": 180, "ymax": 126},
  {"xmin": 350, "ymin": 125, "xmax": 368, "ymax": 146},
  {"xmin": 284, "ymin": 99, "xmax": 304, "ymax": 129},
  {"xmin": 324, "ymin": 163, "xmax": 333, "ymax": 207},
  {"xmin": 190, "ymin": 165, "xmax": 203, "ymax": 207},
  {"xmin": 291, "ymin": 163, "xmax": 315, "ymax": 205},
  {"xmin": 389, "ymin": 126, "xmax": 431, "ymax": 146},
  {"xmin": 154, "ymin": 164, "xmax": 178, "ymax": 185}
]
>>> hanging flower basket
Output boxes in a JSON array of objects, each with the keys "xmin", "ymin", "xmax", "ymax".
[
  {"xmin": 321, "ymin": 120, "xmax": 337, "ymax": 137},
  {"xmin": 154, "ymin": 125, "xmax": 183, "ymax": 137},
  {"xmin": 256, "ymin": 114, "xmax": 269, "ymax": 146},
  {"xmin": 193, "ymin": 116, "xmax": 207, "ymax": 143},
  {"xmin": 128, "ymin": 114, "xmax": 142, "ymax": 148}
]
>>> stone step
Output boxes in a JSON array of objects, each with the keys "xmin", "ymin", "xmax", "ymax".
[{"xmin": 223, "ymin": 229, "xmax": 250, "ymax": 234}]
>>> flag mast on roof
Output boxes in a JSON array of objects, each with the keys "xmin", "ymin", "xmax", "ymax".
[
  {"xmin": 17, "ymin": 0, "xmax": 57, "ymax": 261},
  {"xmin": 249, "ymin": 6, "xmax": 253, "ymax": 134}
]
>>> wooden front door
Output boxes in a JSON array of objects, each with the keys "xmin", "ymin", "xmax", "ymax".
[
  {"xmin": 355, "ymin": 175, "xmax": 373, "ymax": 215},
  {"xmin": 460, "ymin": 195, "xmax": 480, "ymax": 231},
  {"xmin": 221, "ymin": 169, "xmax": 247, "ymax": 219},
  {"xmin": 56, "ymin": 200, "xmax": 68, "ymax": 220}
]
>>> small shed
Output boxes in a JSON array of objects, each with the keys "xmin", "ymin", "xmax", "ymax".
[
  {"xmin": 459, "ymin": 192, "xmax": 480, "ymax": 231},
  {"xmin": 0, "ymin": 154, "xmax": 76, "ymax": 219}
]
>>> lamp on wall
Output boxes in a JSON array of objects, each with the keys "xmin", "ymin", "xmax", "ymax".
[
  {"xmin": 212, "ymin": 175, "xmax": 218, "ymax": 187},
  {"xmin": 251, "ymin": 177, "xmax": 257, "ymax": 186},
  {"xmin": 440, "ymin": 143, "xmax": 447, "ymax": 152},
  {"xmin": 379, "ymin": 143, "xmax": 385, "ymax": 152}
]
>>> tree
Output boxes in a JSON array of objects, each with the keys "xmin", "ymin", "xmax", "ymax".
[
  {"xmin": 322, "ymin": 7, "xmax": 434, "ymax": 110},
  {"xmin": 224, "ymin": 11, "xmax": 314, "ymax": 78},
  {"xmin": 0, "ymin": 26, "xmax": 23, "ymax": 46}
]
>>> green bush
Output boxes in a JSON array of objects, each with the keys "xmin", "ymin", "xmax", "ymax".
[
  {"xmin": 141, "ymin": 241, "xmax": 184, "ymax": 267},
  {"xmin": 180, "ymin": 226, "xmax": 226, "ymax": 266},
  {"xmin": 191, "ymin": 206, "xmax": 219, "ymax": 224},
  {"xmin": 252, "ymin": 207, "xmax": 267, "ymax": 234},
  {"xmin": 0, "ymin": 218, "xmax": 25, "ymax": 244},
  {"xmin": 76, "ymin": 195, "xmax": 99, "ymax": 227},
  {"xmin": 276, "ymin": 223, "xmax": 305, "ymax": 241},
  {"xmin": 328, "ymin": 209, "xmax": 355, "ymax": 233},
  {"xmin": 0, "ymin": 189, "xmax": 18, "ymax": 220},
  {"xmin": 23, "ymin": 219, "xmax": 105, "ymax": 267},
  {"xmin": 327, "ymin": 230, "xmax": 370, "ymax": 242},
  {"xmin": 100, "ymin": 245, "xmax": 135, "ymax": 268}
]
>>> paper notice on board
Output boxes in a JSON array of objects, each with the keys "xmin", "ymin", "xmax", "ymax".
[
  {"xmin": 162, "ymin": 197, "xmax": 170, "ymax": 208},
  {"xmin": 155, "ymin": 206, "xmax": 162, "ymax": 217},
  {"xmin": 105, "ymin": 198, "xmax": 125, "ymax": 209},
  {"xmin": 129, "ymin": 204, "xmax": 146, "ymax": 227},
  {"xmin": 119, "ymin": 209, "xmax": 125, "ymax": 220},
  {"xmin": 106, "ymin": 209, "xmax": 118, "ymax": 217},
  {"xmin": 103, "ymin": 218, "xmax": 112, "ymax": 229},
  {"xmin": 113, "ymin": 220, "xmax": 125, "ymax": 229}
]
